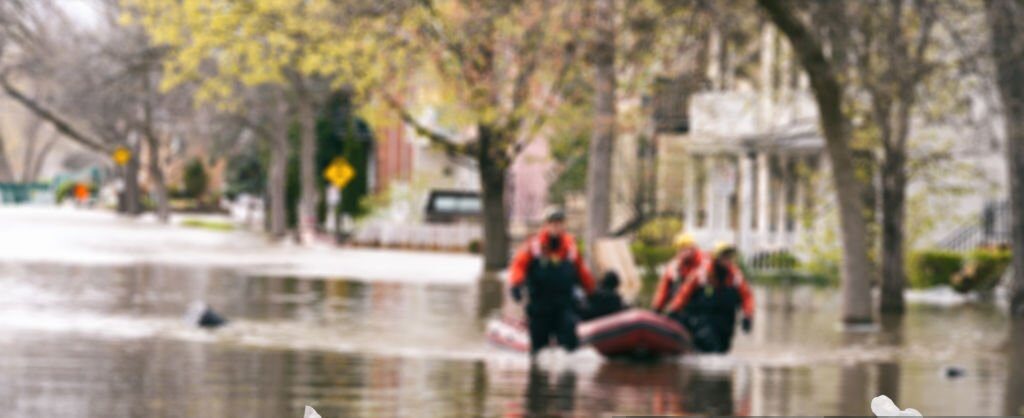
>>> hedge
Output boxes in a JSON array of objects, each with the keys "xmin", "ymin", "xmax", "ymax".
[
  {"xmin": 907, "ymin": 250, "xmax": 964, "ymax": 289},
  {"xmin": 952, "ymin": 248, "xmax": 1012, "ymax": 293}
]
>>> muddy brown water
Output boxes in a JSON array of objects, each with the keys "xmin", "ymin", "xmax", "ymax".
[{"xmin": 0, "ymin": 262, "xmax": 1021, "ymax": 417}]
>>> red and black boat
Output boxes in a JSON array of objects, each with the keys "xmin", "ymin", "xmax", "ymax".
[{"xmin": 485, "ymin": 309, "xmax": 692, "ymax": 358}]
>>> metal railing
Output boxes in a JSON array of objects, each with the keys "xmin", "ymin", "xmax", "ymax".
[
  {"xmin": 0, "ymin": 183, "xmax": 53, "ymax": 204},
  {"xmin": 936, "ymin": 200, "xmax": 1012, "ymax": 252},
  {"xmin": 351, "ymin": 221, "xmax": 482, "ymax": 252}
]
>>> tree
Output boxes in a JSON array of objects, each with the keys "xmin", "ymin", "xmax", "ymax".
[
  {"xmin": 0, "ymin": 0, "xmax": 146, "ymax": 213},
  {"xmin": 985, "ymin": 0, "xmax": 1024, "ymax": 317},
  {"xmin": 845, "ymin": 1, "xmax": 941, "ymax": 314},
  {"xmin": 759, "ymin": 0, "xmax": 875, "ymax": 324},
  {"xmin": 183, "ymin": 157, "xmax": 209, "ymax": 200},
  {"xmin": 374, "ymin": 0, "xmax": 583, "ymax": 270},
  {"xmin": 122, "ymin": 0, "xmax": 378, "ymax": 240},
  {"xmin": 585, "ymin": 0, "xmax": 617, "ymax": 267}
]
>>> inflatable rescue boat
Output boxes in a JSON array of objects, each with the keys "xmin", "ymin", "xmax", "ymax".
[{"xmin": 485, "ymin": 309, "xmax": 692, "ymax": 358}]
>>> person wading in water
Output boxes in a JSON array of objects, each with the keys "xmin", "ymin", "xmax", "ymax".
[{"xmin": 508, "ymin": 208, "xmax": 595, "ymax": 357}]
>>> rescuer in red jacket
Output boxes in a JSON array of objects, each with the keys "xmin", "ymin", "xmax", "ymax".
[
  {"xmin": 508, "ymin": 208, "xmax": 595, "ymax": 355},
  {"xmin": 652, "ymin": 232, "xmax": 705, "ymax": 313},
  {"xmin": 665, "ymin": 243, "xmax": 754, "ymax": 353}
]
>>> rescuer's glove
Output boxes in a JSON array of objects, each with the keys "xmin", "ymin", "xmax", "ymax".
[{"xmin": 510, "ymin": 285, "xmax": 524, "ymax": 303}]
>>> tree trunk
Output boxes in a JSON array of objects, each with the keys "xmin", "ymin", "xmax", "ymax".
[
  {"xmin": 19, "ymin": 120, "xmax": 41, "ymax": 183},
  {"xmin": 28, "ymin": 135, "xmax": 57, "ymax": 183},
  {"xmin": 0, "ymin": 132, "xmax": 14, "ymax": 182},
  {"xmin": 267, "ymin": 120, "xmax": 289, "ymax": 239},
  {"xmin": 879, "ymin": 150, "xmax": 907, "ymax": 313},
  {"xmin": 122, "ymin": 148, "xmax": 141, "ymax": 215},
  {"xmin": 297, "ymin": 98, "xmax": 319, "ymax": 244},
  {"xmin": 479, "ymin": 125, "xmax": 511, "ymax": 271},
  {"xmin": 143, "ymin": 131, "xmax": 170, "ymax": 223},
  {"xmin": 986, "ymin": 0, "xmax": 1024, "ymax": 318},
  {"xmin": 586, "ymin": 0, "xmax": 616, "ymax": 267},
  {"xmin": 760, "ymin": 0, "xmax": 874, "ymax": 324}
]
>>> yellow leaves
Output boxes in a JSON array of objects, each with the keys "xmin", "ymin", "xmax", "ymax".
[{"xmin": 123, "ymin": 0, "xmax": 386, "ymax": 106}]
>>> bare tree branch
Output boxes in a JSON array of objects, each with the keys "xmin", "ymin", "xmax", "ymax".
[
  {"xmin": 0, "ymin": 74, "xmax": 109, "ymax": 153},
  {"xmin": 382, "ymin": 92, "xmax": 473, "ymax": 157}
]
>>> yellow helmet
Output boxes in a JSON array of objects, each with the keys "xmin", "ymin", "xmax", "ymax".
[
  {"xmin": 713, "ymin": 241, "xmax": 737, "ymax": 257},
  {"xmin": 673, "ymin": 232, "xmax": 696, "ymax": 249}
]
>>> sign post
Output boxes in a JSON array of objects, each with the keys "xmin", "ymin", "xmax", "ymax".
[{"xmin": 323, "ymin": 157, "xmax": 355, "ymax": 239}]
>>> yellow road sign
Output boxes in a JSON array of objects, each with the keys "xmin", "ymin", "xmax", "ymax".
[
  {"xmin": 112, "ymin": 147, "xmax": 131, "ymax": 166},
  {"xmin": 323, "ymin": 157, "xmax": 355, "ymax": 188}
]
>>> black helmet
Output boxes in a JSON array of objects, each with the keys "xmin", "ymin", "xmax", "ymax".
[
  {"xmin": 601, "ymin": 271, "xmax": 621, "ymax": 290},
  {"xmin": 544, "ymin": 206, "xmax": 566, "ymax": 223}
]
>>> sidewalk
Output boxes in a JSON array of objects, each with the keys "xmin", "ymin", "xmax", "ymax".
[{"xmin": 0, "ymin": 207, "xmax": 483, "ymax": 284}]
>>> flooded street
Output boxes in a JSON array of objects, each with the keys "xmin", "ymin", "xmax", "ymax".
[{"xmin": 1, "ymin": 261, "xmax": 1021, "ymax": 417}]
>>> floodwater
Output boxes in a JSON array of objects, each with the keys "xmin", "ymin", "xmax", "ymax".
[{"xmin": 0, "ymin": 262, "xmax": 1022, "ymax": 417}]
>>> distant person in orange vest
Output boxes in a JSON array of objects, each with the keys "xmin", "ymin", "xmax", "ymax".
[
  {"xmin": 665, "ymin": 242, "xmax": 754, "ymax": 353},
  {"xmin": 74, "ymin": 183, "xmax": 89, "ymax": 205},
  {"xmin": 652, "ymin": 232, "xmax": 705, "ymax": 313},
  {"xmin": 509, "ymin": 207, "xmax": 595, "ymax": 355}
]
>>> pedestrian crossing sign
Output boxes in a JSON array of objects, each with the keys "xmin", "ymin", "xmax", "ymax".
[
  {"xmin": 112, "ymin": 147, "xmax": 131, "ymax": 166},
  {"xmin": 323, "ymin": 157, "xmax": 355, "ymax": 189}
]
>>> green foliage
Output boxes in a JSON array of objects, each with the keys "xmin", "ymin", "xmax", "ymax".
[
  {"xmin": 634, "ymin": 217, "xmax": 683, "ymax": 247},
  {"xmin": 969, "ymin": 248, "xmax": 1012, "ymax": 291},
  {"xmin": 746, "ymin": 270, "xmax": 835, "ymax": 287},
  {"xmin": 316, "ymin": 91, "xmax": 373, "ymax": 220},
  {"xmin": 630, "ymin": 216, "xmax": 683, "ymax": 285},
  {"xmin": 54, "ymin": 182, "xmax": 96, "ymax": 203},
  {"xmin": 748, "ymin": 251, "xmax": 800, "ymax": 270},
  {"xmin": 183, "ymin": 158, "xmax": 209, "ymax": 199},
  {"xmin": 181, "ymin": 218, "xmax": 235, "ymax": 231},
  {"xmin": 467, "ymin": 239, "xmax": 482, "ymax": 254},
  {"xmin": 907, "ymin": 250, "xmax": 964, "ymax": 289},
  {"xmin": 630, "ymin": 241, "xmax": 675, "ymax": 279},
  {"xmin": 224, "ymin": 150, "xmax": 266, "ymax": 200},
  {"xmin": 286, "ymin": 94, "xmax": 375, "ymax": 227},
  {"xmin": 952, "ymin": 247, "xmax": 1012, "ymax": 293},
  {"xmin": 548, "ymin": 132, "xmax": 589, "ymax": 204}
]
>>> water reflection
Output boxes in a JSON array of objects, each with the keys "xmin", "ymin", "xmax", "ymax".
[
  {"xmin": 0, "ymin": 262, "xmax": 1020, "ymax": 417},
  {"xmin": 1004, "ymin": 320, "xmax": 1024, "ymax": 416},
  {"xmin": 523, "ymin": 364, "xmax": 577, "ymax": 417}
]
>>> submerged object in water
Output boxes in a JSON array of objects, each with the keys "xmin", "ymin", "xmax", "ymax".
[
  {"xmin": 578, "ymin": 309, "xmax": 692, "ymax": 359},
  {"xmin": 943, "ymin": 366, "xmax": 966, "ymax": 378},
  {"xmin": 185, "ymin": 301, "xmax": 228, "ymax": 329}
]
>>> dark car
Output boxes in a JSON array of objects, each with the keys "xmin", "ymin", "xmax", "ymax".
[{"xmin": 424, "ymin": 189, "xmax": 482, "ymax": 223}]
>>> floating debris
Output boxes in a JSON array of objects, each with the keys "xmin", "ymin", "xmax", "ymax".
[{"xmin": 872, "ymin": 394, "xmax": 922, "ymax": 416}]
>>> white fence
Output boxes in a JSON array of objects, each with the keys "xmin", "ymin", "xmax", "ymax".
[{"xmin": 351, "ymin": 222, "xmax": 482, "ymax": 251}]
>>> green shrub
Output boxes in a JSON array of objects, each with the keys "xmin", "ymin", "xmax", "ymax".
[
  {"xmin": 908, "ymin": 250, "xmax": 964, "ymax": 289},
  {"xmin": 630, "ymin": 241, "xmax": 676, "ymax": 278},
  {"xmin": 749, "ymin": 250, "xmax": 800, "ymax": 270},
  {"xmin": 467, "ymin": 239, "xmax": 482, "ymax": 254},
  {"xmin": 180, "ymin": 218, "xmax": 235, "ymax": 231},
  {"xmin": 183, "ymin": 158, "xmax": 209, "ymax": 200},
  {"xmin": 953, "ymin": 248, "xmax": 1012, "ymax": 293},
  {"xmin": 55, "ymin": 182, "xmax": 96, "ymax": 203},
  {"xmin": 635, "ymin": 217, "xmax": 683, "ymax": 247},
  {"xmin": 971, "ymin": 248, "xmax": 1012, "ymax": 291}
]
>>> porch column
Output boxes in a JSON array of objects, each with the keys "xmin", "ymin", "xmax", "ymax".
[
  {"xmin": 705, "ymin": 155, "xmax": 718, "ymax": 232},
  {"xmin": 794, "ymin": 155, "xmax": 808, "ymax": 239},
  {"xmin": 756, "ymin": 152, "xmax": 771, "ymax": 249},
  {"xmin": 775, "ymin": 155, "xmax": 790, "ymax": 246},
  {"xmin": 738, "ymin": 152, "xmax": 755, "ymax": 254},
  {"xmin": 684, "ymin": 154, "xmax": 697, "ymax": 232}
]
